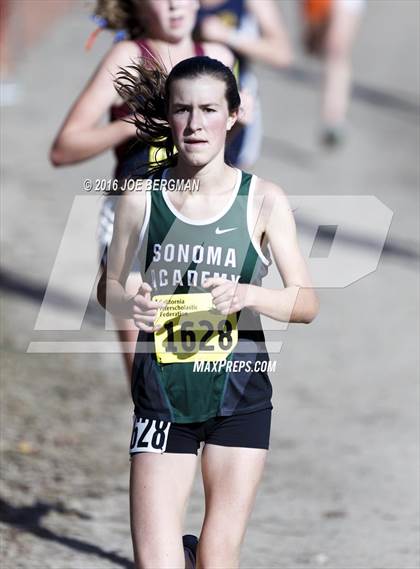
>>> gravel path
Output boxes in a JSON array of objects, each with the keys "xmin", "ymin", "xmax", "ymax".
[{"xmin": 1, "ymin": 2, "xmax": 419, "ymax": 568}]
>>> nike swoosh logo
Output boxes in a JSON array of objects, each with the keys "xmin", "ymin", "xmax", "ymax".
[{"xmin": 215, "ymin": 227, "xmax": 238, "ymax": 234}]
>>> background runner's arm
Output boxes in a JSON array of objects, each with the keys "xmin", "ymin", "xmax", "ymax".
[
  {"xmin": 97, "ymin": 191, "xmax": 145, "ymax": 318},
  {"xmin": 202, "ymin": 41, "xmax": 235, "ymax": 69},
  {"xmin": 238, "ymin": 0, "xmax": 292, "ymax": 66},
  {"xmin": 50, "ymin": 41, "xmax": 138, "ymax": 166},
  {"xmin": 247, "ymin": 181, "xmax": 319, "ymax": 324},
  {"xmin": 199, "ymin": 0, "xmax": 292, "ymax": 68}
]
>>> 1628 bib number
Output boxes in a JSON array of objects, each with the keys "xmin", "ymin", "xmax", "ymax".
[
  {"xmin": 129, "ymin": 416, "xmax": 171, "ymax": 454},
  {"xmin": 153, "ymin": 293, "xmax": 238, "ymax": 364}
]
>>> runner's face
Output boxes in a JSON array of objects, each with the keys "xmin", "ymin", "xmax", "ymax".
[
  {"xmin": 168, "ymin": 75, "xmax": 237, "ymax": 167},
  {"xmin": 139, "ymin": 0, "xmax": 199, "ymax": 42}
]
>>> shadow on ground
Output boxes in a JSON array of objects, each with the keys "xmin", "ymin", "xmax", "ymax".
[{"xmin": 0, "ymin": 497, "xmax": 133, "ymax": 569}]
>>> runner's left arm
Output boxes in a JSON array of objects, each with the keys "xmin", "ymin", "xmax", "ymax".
[
  {"xmin": 204, "ymin": 180, "xmax": 319, "ymax": 324},
  {"xmin": 247, "ymin": 180, "xmax": 319, "ymax": 323}
]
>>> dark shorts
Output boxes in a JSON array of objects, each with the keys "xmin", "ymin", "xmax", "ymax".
[{"xmin": 129, "ymin": 408, "xmax": 272, "ymax": 456}]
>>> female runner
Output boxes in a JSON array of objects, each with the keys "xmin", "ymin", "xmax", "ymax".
[
  {"xmin": 98, "ymin": 56, "xmax": 319, "ymax": 568},
  {"xmin": 50, "ymin": 0, "xmax": 234, "ymax": 383},
  {"xmin": 195, "ymin": 0, "xmax": 292, "ymax": 167}
]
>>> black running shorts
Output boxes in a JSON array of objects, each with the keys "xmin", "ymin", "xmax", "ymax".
[{"xmin": 129, "ymin": 408, "xmax": 272, "ymax": 456}]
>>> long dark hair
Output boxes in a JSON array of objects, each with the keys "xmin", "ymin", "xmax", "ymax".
[
  {"xmin": 94, "ymin": 0, "xmax": 145, "ymax": 39},
  {"xmin": 114, "ymin": 56, "xmax": 241, "ymax": 176}
]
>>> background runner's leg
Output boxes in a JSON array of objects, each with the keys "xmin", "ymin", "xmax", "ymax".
[
  {"xmin": 197, "ymin": 444, "xmax": 267, "ymax": 568},
  {"xmin": 322, "ymin": 0, "xmax": 363, "ymax": 129}
]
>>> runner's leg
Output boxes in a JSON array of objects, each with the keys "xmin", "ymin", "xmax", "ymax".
[
  {"xmin": 197, "ymin": 444, "xmax": 267, "ymax": 568},
  {"xmin": 130, "ymin": 452, "xmax": 198, "ymax": 569},
  {"xmin": 322, "ymin": 0, "xmax": 363, "ymax": 128}
]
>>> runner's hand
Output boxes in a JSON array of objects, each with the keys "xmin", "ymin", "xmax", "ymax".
[
  {"xmin": 203, "ymin": 277, "xmax": 249, "ymax": 315},
  {"xmin": 199, "ymin": 16, "xmax": 232, "ymax": 43},
  {"xmin": 131, "ymin": 283, "xmax": 165, "ymax": 332}
]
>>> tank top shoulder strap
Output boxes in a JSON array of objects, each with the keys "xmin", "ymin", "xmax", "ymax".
[
  {"xmin": 237, "ymin": 171, "xmax": 252, "ymax": 196},
  {"xmin": 133, "ymin": 38, "xmax": 154, "ymax": 57},
  {"xmin": 218, "ymin": 170, "xmax": 250, "ymax": 227},
  {"xmin": 133, "ymin": 38, "xmax": 204, "ymax": 59},
  {"xmin": 149, "ymin": 170, "xmax": 176, "ymax": 221},
  {"xmin": 195, "ymin": 42, "xmax": 205, "ymax": 56}
]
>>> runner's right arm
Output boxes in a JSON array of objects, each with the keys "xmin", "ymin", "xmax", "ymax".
[
  {"xmin": 50, "ymin": 41, "xmax": 139, "ymax": 166},
  {"xmin": 97, "ymin": 188, "xmax": 164, "ymax": 331}
]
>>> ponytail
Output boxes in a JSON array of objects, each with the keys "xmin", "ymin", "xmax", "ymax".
[{"xmin": 114, "ymin": 56, "xmax": 178, "ymax": 176}]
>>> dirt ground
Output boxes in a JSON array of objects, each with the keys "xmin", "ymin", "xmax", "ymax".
[{"xmin": 1, "ymin": 1, "xmax": 419, "ymax": 568}]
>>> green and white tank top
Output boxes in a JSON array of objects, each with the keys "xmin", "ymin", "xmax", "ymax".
[{"xmin": 131, "ymin": 169, "xmax": 273, "ymax": 423}]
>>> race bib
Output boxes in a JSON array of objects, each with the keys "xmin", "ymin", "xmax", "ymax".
[
  {"xmin": 153, "ymin": 293, "xmax": 238, "ymax": 364},
  {"xmin": 129, "ymin": 416, "xmax": 171, "ymax": 455}
]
